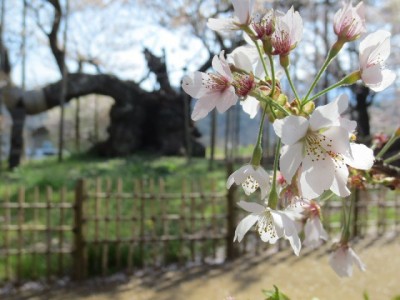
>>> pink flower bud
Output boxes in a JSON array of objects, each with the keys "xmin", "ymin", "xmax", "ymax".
[{"xmin": 333, "ymin": 2, "xmax": 366, "ymax": 42}]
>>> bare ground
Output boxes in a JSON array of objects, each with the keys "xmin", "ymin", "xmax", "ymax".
[{"xmin": 5, "ymin": 234, "xmax": 400, "ymax": 300}]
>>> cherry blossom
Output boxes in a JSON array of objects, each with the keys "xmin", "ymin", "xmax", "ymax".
[
  {"xmin": 182, "ymin": 51, "xmax": 237, "ymax": 121},
  {"xmin": 226, "ymin": 164, "xmax": 270, "ymax": 199},
  {"xmin": 207, "ymin": 0, "xmax": 255, "ymax": 32},
  {"xmin": 329, "ymin": 242, "xmax": 366, "ymax": 277},
  {"xmin": 251, "ymin": 9, "xmax": 275, "ymax": 40},
  {"xmin": 273, "ymin": 94, "xmax": 374, "ymax": 199},
  {"xmin": 301, "ymin": 200, "xmax": 328, "ymax": 248},
  {"xmin": 271, "ymin": 6, "xmax": 303, "ymax": 56},
  {"xmin": 229, "ymin": 46, "xmax": 264, "ymax": 118},
  {"xmin": 359, "ymin": 30, "xmax": 396, "ymax": 92},
  {"xmin": 234, "ymin": 201, "xmax": 301, "ymax": 255},
  {"xmin": 333, "ymin": 1, "xmax": 366, "ymax": 41}
]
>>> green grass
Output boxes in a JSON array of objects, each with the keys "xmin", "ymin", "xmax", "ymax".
[
  {"xmin": 0, "ymin": 154, "xmax": 230, "ymax": 281},
  {"xmin": 0, "ymin": 153, "xmax": 227, "ymax": 195}
]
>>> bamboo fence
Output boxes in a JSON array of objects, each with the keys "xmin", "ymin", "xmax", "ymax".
[
  {"xmin": 0, "ymin": 177, "xmax": 227, "ymax": 284},
  {"xmin": 0, "ymin": 178, "xmax": 398, "ymax": 284}
]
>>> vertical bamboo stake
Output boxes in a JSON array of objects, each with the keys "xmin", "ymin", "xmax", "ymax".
[
  {"xmin": 102, "ymin": 178, "xmax": 111, "ymax": 276},
  {"xmin": 210, "ymin": 179, "xmax": 217, "ymax": 259},
  {"xmin": 73, "ymin": 179, "xmax": 85, "ymax": 281},
  {"xmin": 139, "ymin": 179, "xmax": 146, "ymax": 267},
  {"xmin": 58, "ymin": 187, "xmax": 65, "ymax": 276},
  {"xmin": 352, "ymin": 188, "xmax": 360, "ymax": 238},
  {"xmin": 160, "ymin": 178, "xmax": 167, "ymax": 266},
  {"xmin": 127, "ymin": 179, "xmax": 134, "ymax": 273},
  {"xmin": 17, "ymin": 187, "xmax": 25, "ymax": 284},
  {"xmin": 95, "ymin": 178, "xmax": 100, "ymax": 243},
  {"xmin": 377, "ymin": 188, "xmax": 384, "ymax": 235},
  {"xmin": 149, "ymin": 178, "xmax": 157, "ymax": 267},
  {"xmin": 94, "ymin": 178, "xmax": 100, "ymax": 275},
  {"xmin": 3, "ymin": 188, "xmax": 10, "ymax": 280},
  {"xmin": 32, "ymin": 187, "xmax": 39, "ymax": 279},
  {"xmin": 116, "ymin": 178, "xmax": 122, "ymax": 269},
  {"xmin": 226, "ymin": 162, "xmax": 238, "ymax": 260},
  {"xmin": 179, "ymin": 179, "xmax": 187, "ymax": 266},
  {"xmin": 380, "ymin": 188, "xmax": 387, "ymax": 234},
  {"xmin": 198, "ymin": 180, "xmax": 206, "ymax": 262},
  {"xmin": 46, "ymin": 186, "xmax": 52, "ymax": 282},
  {"xmin": 190, "ymin": 180, "xmax": 195, "ymax": 262}
]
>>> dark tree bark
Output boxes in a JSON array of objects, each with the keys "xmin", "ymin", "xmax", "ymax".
[
  {"xmin": 351, "ymin": 83, "xmax": 373, "ymax": 139},
  {"xmin": 8, "ymin": 102, "xmax": 26, "ymax": 169},
  {"xmin": 3, "ymin": 72, "xmax": 205, "ymax": 162}
]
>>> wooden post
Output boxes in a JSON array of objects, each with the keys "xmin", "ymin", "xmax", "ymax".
[
  {"xmin": 73, "ymin": 179, "xmax": 85, "ymax": 281},
  {"xmin": 115, "ymin": 178, "xmax": 122, "ymax": 269},
  {"xmin": 226, "ymin": 161, "xmax": 238, "ymax": 260},
  {"xmin": 3, "ymin": 188, "xmax": 10, "ymax": 281},
  {"xmin": 58, "ymin": 187, "xmax": 66, "ymax": 276},
  {"xmin": 102, "ymin": 178, "xmax": 111, "ymax": 276},
  {"xmin": 352, "ymin": 188, "xmax": 360, "ymax": 238},
  {"xmin": 46, "ymin": 187, "xmax": 52, "ymax": 282},
  {"xmin": 17, "ymin": 187, "xmax": 25, "ymax": 284}
]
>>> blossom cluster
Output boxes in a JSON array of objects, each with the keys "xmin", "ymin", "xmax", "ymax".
[{"xmin": 182, "ymin": 0, "xmax": 396, "ymax": 278}]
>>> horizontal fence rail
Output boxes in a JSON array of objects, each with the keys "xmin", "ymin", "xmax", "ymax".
[
  {"xmin": 0, "ymin": 178, "xmax": 398, "ymax": 285},
  {"xmin": 0, "ymin": 177, "xmax": 227, "ymax": 284}
]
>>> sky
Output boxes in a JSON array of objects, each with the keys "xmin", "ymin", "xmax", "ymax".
[
  {"xmin": 1, "ymin": 0, "xmax": 399, "ymax": 144},
  {"xmin": 4, "ymin": 0, "xmax": 210, "ymax": 92}
]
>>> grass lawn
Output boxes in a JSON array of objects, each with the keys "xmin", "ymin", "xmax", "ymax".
[
  {"xmin": 0, "ymin": 153, "xmax": 229, "ymax": 196},
  {"xmin": 0, "ymin": 154, "xmax": 231, "ymax": 282}
]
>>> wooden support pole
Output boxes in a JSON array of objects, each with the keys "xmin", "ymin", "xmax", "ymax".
[
  {"xmin": 226, "ymin": 161, "xmax": 238, "ymax": 261},
  {"xmin": 73, "ymin": 179, "xmax": 85, "ymax": 281}
]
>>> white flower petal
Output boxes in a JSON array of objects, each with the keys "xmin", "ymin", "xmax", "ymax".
[
  {"xmin": 331, "ymin": 162, "xmax": 351, "ymax": 197},
  {"xmin": 273, "ymin": 211, "xmax": 301, "ymax": 255},
  {"xmin": 253, "ymin": 167, "xmax": 270, "ymax": 199},
  {"xmin": 240, "ymin": 96, "xmax": 259, "ymax": 119},
  {"xmin": 279, "ymin": 143, "xmax": 303, "ymax": 183},
  {"xmin": 273, "ymin": 116, "xmax": 308, "ymax": 145},
  {"xmin": 234, "ymin": 214, "xmax": 259, "ymax": 242},
  {"xmin": 340, "ymin": 118, "xmax": 357, "ymax": 134},
  {"xmin": 362, "ymin": 64, "xmax": 383, "ymax": 87},
  {"xmin": 191, "ymin": 96, "xmax": 216, "ymax": 121},
  {"xmin": 212, "ymin": 51, "xmax": 232, "ymax": 79},
  {"xmin": 329, "ymin": 247, "xmax": 353, "ymax": 277},
  {"xmin": 322, "ymin": 126, "xmax": 351, "ymax": 154},
  {"xmin": 231, "ymin": 47, "xmax": 254, "ymax": 72},
  {"xmin": 366, "ymin": 69, "xmax": 396, "ymax": 92},
  {"xmin": 182, "ymin": 72, "xmax": 204, "ymax": 98},
  {"xmin": 299, "ymin": 155, "xmax": 335, "ymax": 199},
  {"xmin": 359, "ymin": 30, "xmax": 391, "ymax": 64},
  {"xmin": 259, "ymin": 211, "xmax": 280, "ymax": 244},
  {"xmin": 232, "ymin": 0, "xmax": 254, "ymax": 25},
  {"xmin": 349, "ymin": 248, "xmax": 366, "ymax": 272},
  {"xmin": 237, "ymin": 200, "xmax": 265, "ymax": 214},
  {"xmin": 303, "ymin": 217, "xmax": 328, "ymax": 248},
  {"xmin": 226, "ymin": 165, "xmax": 251, "ymax": 188},
  {"xmin": 359, "ymin": 30, "xmax": 395, "ymax": 92},
  {"xmin": 207, "ymin": 18, "xmax": 237, "ymax": 32},
  {"xmin": 215, "ymin": 87, "xmax": 238, "ymax": 113},
  {"xmin": 309, "ymin": 94, "xmax": 349, "ymax": 131},
  {"xmin": 344, "ymin": 143, "xmax": 374, "ymax": 170}
]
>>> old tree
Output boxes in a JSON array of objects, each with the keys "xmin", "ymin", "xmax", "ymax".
[{"xmin": 0, "ymin": 0, "xmax": 209, "ymax": 169}]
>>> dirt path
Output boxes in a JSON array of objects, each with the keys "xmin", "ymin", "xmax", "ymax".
[{"xmin": 6, "ymin": 235, "xmax": 400, "ymax": 300}]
